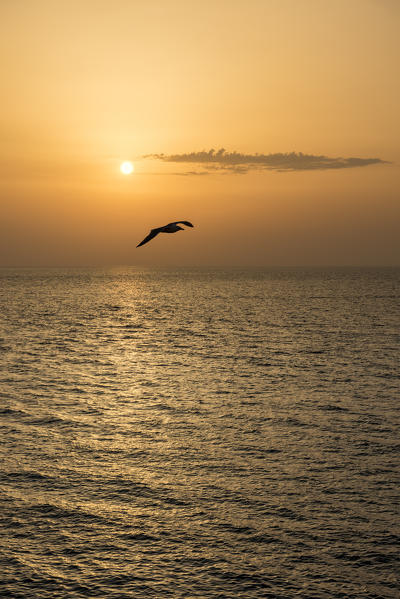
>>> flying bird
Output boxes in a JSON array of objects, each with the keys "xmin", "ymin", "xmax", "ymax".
[{"xmin": 136, "ymin": 221, "xmax": 194, "ymax": 248}]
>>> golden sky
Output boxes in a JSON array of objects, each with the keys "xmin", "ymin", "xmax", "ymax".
[{"xmin": 1, "ymin": 0, "xmax": 399, "ymax": 266}]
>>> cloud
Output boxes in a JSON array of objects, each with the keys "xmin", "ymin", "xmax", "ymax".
[{"xmin": 143, "ymin": 148, "xmax": 389, "ymax": 174}]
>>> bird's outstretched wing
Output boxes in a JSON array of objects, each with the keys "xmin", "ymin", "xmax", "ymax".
[
  {"xmin": 170, "ymin": 221, "xmax": 194, "ymax": 227},
  {"xmin": 136, "ymin": 228, "xmax": 162, "ymax": 247}
]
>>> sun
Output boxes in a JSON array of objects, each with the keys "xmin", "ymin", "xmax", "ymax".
[{"xmin": 120, "ymin": 161, "xmax": 134, "ymax": 175}]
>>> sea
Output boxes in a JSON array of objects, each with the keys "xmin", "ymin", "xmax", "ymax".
[{"xmin": 0, "ymin": 267, "xmax": 399, "ymax": 599}]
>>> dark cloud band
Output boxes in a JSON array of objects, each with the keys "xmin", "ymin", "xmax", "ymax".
[{"xmin": 143, "ymin": 148, "xmax": 388, "ymax": 173}]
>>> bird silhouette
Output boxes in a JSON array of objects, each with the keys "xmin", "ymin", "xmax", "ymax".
[{"xmin": 136, "ymin": 221, "xmax": 194, "ymax": 247}]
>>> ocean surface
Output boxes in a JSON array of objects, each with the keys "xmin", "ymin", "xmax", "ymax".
[{"xmin": 0, "ymin": 267, "xmax": 399, "ymax": 599}]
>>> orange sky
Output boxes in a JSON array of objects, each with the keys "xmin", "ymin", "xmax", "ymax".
[{"xmin": 1, "ymin": 0, "xmax": 399, "ymax": 266}]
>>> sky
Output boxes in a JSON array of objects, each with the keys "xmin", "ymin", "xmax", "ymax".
[{"xmin": 1, "ymin": 0, "xmax": 399, "ymax": 267}]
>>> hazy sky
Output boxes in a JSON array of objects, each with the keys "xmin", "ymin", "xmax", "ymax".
[{"xmin": 1, "ymin": 0, "xmax": 399, "ymax": 266}]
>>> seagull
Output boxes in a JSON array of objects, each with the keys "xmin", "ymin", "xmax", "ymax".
[{"xmin": 136, "ymin": 221, "xmax": 194, "ymax": 248}]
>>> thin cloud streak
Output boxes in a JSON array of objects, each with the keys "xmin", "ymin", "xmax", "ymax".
[{"xmin": 143, "ymin": 148, "xmax": 389, "ymax": 174}]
